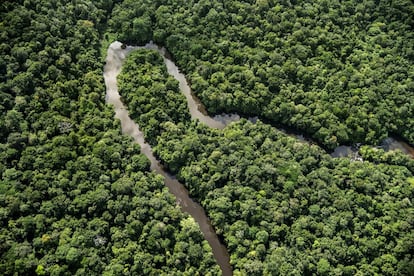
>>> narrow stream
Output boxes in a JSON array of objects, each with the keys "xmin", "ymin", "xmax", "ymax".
[{"xmin": 103, "ymin": 41, "xmax": 233, "ymax": 276}]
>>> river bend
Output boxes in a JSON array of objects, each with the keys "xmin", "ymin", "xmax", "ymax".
[
  {"xmin": 104, "ymin": 40, "xmax": 414, "ymax": 276},
  {"xmin": 103, "ymin": 41, "xmax": 233, "ymax": 275}
]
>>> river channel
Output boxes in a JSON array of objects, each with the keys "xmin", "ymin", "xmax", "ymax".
[
  {"xmin": 104, "ymin": 40, "xmax": 414, "ymax": 276},
  {"xmin": 119, "ymin": 41, "xmax": 414, "ymax": 160},
  {"xmin": 104, "ymin": 41, "xmax": 233, "ymax": 275}
]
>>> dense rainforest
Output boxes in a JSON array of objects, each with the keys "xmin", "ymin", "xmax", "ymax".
[
  {"xmin": 0, "ymin": 1, "xmax": 219, "ymax": 275},
  {"xmin": 109, "ymin": 0, "xmax": 414, "ymax": 150},
  {"xmin": 2, "ymin": 0, "xmax": 414, "ymax": 275},
  {"xmin": 119, "ymin": 44, "xmax": 414, "ymax": 275}
]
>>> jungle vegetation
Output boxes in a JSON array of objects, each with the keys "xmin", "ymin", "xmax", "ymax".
[
  {"xmin": 110, "ymin": 0, "xmax": 414, "ymax": 149},
  {"xmin": 0, "ymin": 0, "xmax": 219, "ymax": 275},
  {"xmin": 1, "ymin": 0, "xmax": 414, "ymax": 275},
  {"xmin": 119, "ymin": 46, "xmax": 414, "ymax": 275}
]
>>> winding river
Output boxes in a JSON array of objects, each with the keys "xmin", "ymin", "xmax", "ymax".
[
  {"xmin": 104, "ymin": 41, "xmax": 414, "ymax": 276},
  {"xmin": 104, "ymin": 41, "xmax": 233, "ymax": 275}
]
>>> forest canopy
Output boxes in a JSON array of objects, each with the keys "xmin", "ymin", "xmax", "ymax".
[
  {"xmin": 118, "ymin": 49, "xmax": 414, "ymax": 275},
  {"xmin": 1, "ymin": 0, "xmax": 414, "ymax": 275},
  {"xmin": 0, "ymin": 1, "xmax": 219, "ymax": 275},
  {"xmin": 109, "ymin": 0, "xmax": 414, "ymax": 149}
]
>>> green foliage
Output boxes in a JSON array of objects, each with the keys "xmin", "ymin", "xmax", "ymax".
[
  {"xmin": 153, "ymin": 119, "xmax": 414, "ymax": 275},
  {"xmin": 111, "ymin": 0, "xmax": 414, "ymax": 149},
  {"xmin": 111, "ymin": 20, "xmax": 414, "ymax": 272},
  {"xmin": 3, "ymin": 0, "xmax": 414, "ymax": 275},
  {"xmin": 118, "ymin": 49, "xmax": 190, "ymax": 145},
  {"xmin": 0, "ymin": 1, "xmax": 219, "ymax": 275},
  {"xmin": 108, "ymin": 0, "xmax": 155, "ymax": 44}
]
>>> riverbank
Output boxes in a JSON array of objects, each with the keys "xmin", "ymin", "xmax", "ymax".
[
  {"xmin": 103, "ymin": 41, "xmax": 233, "ymax": 276},
  {"xmin": 106, "ymin": 43, "xmax": 414, "ymax": 276},
  {"xmin": 121, "ymin": 41, "xmax": 414, "ymax": 160}
]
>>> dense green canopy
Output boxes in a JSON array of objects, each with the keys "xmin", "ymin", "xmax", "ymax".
[
  {"xmin": 1, "ymin": 0, "xmax": 414, "ymax": 275},
  {"xmin": 110, "ymin": 0, "xmax": 414, "ymax": 149},
  {"xmin": 119, "ymin": 49, "xmax": 414, "ymax": 275},
  {"xmin": 0, "ymin": 1, "xmax": 219, "ymax": 275}
]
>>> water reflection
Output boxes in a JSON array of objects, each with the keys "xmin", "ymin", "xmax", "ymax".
[{"xmin": 104, "ymin": 41, "xmax": 233, "ymax": 276}]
